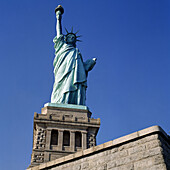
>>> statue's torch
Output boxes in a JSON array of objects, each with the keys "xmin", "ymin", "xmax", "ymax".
[{"xmin": 55, "ymin": 5, "xmax": 64, "ymax": 15}]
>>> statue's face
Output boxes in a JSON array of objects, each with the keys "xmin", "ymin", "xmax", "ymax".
[{"xmin": 66, "ymin": 34, "xmax": 76, "ymax": 44}]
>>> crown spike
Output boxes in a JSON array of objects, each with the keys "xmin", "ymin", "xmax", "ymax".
[
  {"xmin": 71, "ymin": 27, "xmax": 73, "ymax": 33},
  {"xmin": 76, "ymin": 35, "xmax": 82, "ymax": 38},
  {"xmin": 75, "ymin": 30, "xmax": 80, "ymax": 35},
  {"xmin": 65, "ymin": 28, "xmax": 69, "ymax": 34},
  {"xmin": 77, "ymin": 39, "xmax": 82, "ymax": 42}
]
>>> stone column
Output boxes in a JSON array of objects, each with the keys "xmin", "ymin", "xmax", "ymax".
[
  {"xmin": 44, "ymin": 129, "xmax": 52, "ymax": 162},
  {"xmin": 82, "ymin": 131, "xmax": 87, "ymax": 150},
  {"xmin": 58, "ymin": 130, "xmax": 64, "ymax": 151},
  {"xmin": 70, "ymin": 131, "xmax": 75, "ymax": 152},
  {"xmin": 45, "ymin": 129, "xmax": 52, "ymax": 150}
]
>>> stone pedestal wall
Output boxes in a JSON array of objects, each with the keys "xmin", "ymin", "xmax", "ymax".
[
  {"xmin": 28, "ymin": 126, "xmax": 170, "ymax": 170},
  {"xmin": 29, "ymin": 105, "xmax": 100, "ymax": 168}
]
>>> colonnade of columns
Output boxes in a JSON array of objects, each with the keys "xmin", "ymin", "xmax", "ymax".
[{"xmin": 46, "ymin": 129, "xmax": 87, "ymax": 152}]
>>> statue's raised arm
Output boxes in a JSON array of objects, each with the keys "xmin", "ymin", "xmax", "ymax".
[{"xmin": 55, "ymin": 5, "xmax": 64, "ymax": 38}]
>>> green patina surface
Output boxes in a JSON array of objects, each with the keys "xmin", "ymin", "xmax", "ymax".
[{"xmin": 50, "ymin": 5, "xmax": 96, "ymax": 106}]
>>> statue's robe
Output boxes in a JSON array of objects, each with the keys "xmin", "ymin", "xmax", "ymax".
[{"xmin": 51, "ymin": 35, "xmax": 88, "ymax": 105}]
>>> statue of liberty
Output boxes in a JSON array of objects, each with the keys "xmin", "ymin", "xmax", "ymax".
[{"xmin": 51, "ymin": 5, "xmax": 96, "ymax": 106}]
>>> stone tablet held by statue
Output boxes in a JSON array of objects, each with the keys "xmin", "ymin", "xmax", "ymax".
[{"xmin": 51, "ymin": 5, "xmax": 96, "ymax": 106}]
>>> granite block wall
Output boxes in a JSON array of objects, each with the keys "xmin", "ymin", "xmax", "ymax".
[{"xmin": 28, "ymin": 126, "xmax": 170, "ymax": 170}]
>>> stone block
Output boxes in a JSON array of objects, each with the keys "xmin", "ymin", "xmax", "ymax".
[
  {"xmin": 107, "ymin": 161, "xmax": 116, "ymax": 169},
  {"xmin": 111, "ymin": 151, "xmax": 119, "ymax": 159},
  {"xmin": 96, "ymin": 156, "xmax": 106, "ymax": 166},
  {"xmin": 38, "ymin": 163, "xmax": 47, "ymax": 169},
  {"xmin": 97, "ymin": 164, "xmax": 107, "ymax": 170},
  {"xmin": 89, "ymin": 159, "xmax": 97, "ymax": 168},
  {"xmin": 153, "ymin": 154, "xmax": 165, "ymax": 165},
  {"xmin": 111, "ymin": 147, "xmax": 118, "ymax": 153},
  {"xmin": 109, "ymin": 163, "xmax": 134, "ymax": 170},
  {"xmin": 149, "ymin": 147, "xmax": 163, "ymax": 157},
  {"xmin": 82, "ymin": 162, "xmax": 89, "ymax": 169},
  {"xmin": 74, "ymin": 150, "xmax": 83, "ymax": 158},
  {"xmin": 112, "ymin": 132, "xmax": 138, "ymax": 146},
  {"xmin": 103, "ymin": 141, "xmax": 113, "ymax": 148},
  {"xmin": 128, "ymin": 144, "xmax": 146, "ymax": 155},
  {"xmin": 64, "ymin": 153, "xmax": 74, "ymax": 162},
  {"xmin": 139, "ymin": 134, "xmax": 159, "ymax": 144},
  {"xmin": 83, "ymin": 147, "xmax": 94, "ymax": 155},
  {"xmin": 134, "ymin": 157, "xmax": 155, "ymax": 169},
  {"xmin": 149, "ymin": 164, "xmax": 167, "ymax": 170},
  {"xmin": 115, "ymin": 156, "xmax": 131, "ymax": 166},
  {"xmin": 118, "ymin": 150, "xmax": 128, "ymax": 157},
  {"xmin": 145, "ymin": 140, "xmax": 161, "ymax": 149},
  {"xmin": 94, "ymin": 144, "xmax": 104, "ymax": 151},
  {"xmin": 74, "ymin": 164, "xmax": 81, "ymax": 170},
  {"xmin": 46, "ymin": 160, "xmax": 56, "ymax": 167}
]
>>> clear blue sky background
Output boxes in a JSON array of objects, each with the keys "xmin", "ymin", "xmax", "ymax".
[{"xmin": 0, "ymin": 0, "xmax": 169, "ymax": 169}]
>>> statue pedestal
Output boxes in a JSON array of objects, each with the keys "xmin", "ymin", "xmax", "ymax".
[{"xmin": 29, "ymin": 104, "xmax": 100, "ymax": 167}]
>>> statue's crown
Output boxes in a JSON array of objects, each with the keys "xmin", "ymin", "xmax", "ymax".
[{"xmin": 65, "ymin": 27, "xmax": 82, "ymax": 42}]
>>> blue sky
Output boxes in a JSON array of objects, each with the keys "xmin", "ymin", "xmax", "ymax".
[{"xmin": 0, "ymin": 0, "xmax": 169, "ymax": 169}]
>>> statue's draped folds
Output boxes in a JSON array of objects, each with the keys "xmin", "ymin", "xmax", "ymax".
[{"xmin": 51, "ymin": 35, "xmax": 88, "ymax": 105}]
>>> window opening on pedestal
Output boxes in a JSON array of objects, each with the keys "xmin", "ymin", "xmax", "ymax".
[
  {"xmin": 51, "ymin": 130, "xmax": 58, "ymax": 145},
  {"xmin": 63, "ymin": 131, "xmax": 70, "ymax": 146},
  {"xmin": 75, "ymin": 132, "xmax": 82, "ymax": 147}
]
